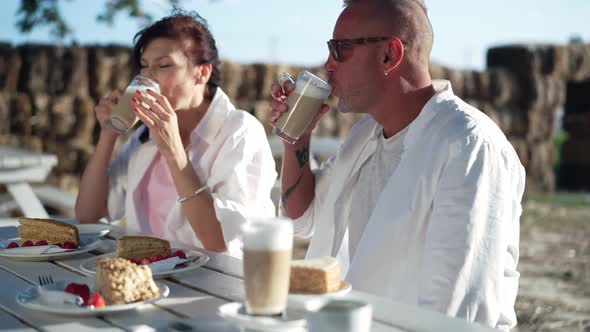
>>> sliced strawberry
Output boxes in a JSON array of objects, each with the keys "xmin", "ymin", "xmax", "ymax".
[
  {"xmin": 173, "ymin": 250, "xmax": 187, "ymax": 259},
  {"xmin": 64, "ymin": 283, "xmax": 90, "ymax": 304},
  {"xmin": 87, "ymin": 293, "xmax": 106, "ymax": 308},
  {"xmin": 128, "ymin": 258, "xmax": 138, "ymax": 264},
  {"xmin": 152, "ymin": 255, "xmax": 165, "ymax": 262},
  {"xmin": 138, "ymin": 257, "xmax": 152, "ymax": 265},
  {"xmin": 22, "ymin": 240, "xmax": 34, "ymax": 247},
  {"xmin": 34, "ymin": 240, "xmax": 48, "ymax": 246},
  {"xmin": 62, "ymin": 242, "xmax": 78, "ymax": 249},
  {"xmin": 7, "ymin": 242, "xmax": 19, "ymax": 249}
]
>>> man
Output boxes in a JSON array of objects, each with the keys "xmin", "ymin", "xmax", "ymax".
[{"xmin": 270, "ymin": 0, "xmax": 525, "ymax": 330}]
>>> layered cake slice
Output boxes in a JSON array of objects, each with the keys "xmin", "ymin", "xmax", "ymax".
[
  {"xmin": 94, "ymin": 257, "xmax": 160, "ymax": 305},
  {"xmin": 116, "ymin": 236, "xmax": 172, "ymax": 261},
  {"xmin": 18, "ymin": 218, "xmax": 80, "ymax": 247},
  {"xmin": 289, "ymin": 256, "xmax": 342, "ymax": 294}
]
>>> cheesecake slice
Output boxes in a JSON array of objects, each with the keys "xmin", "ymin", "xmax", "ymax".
[
  {"xmin": 116, "ymin": 236, "xmax": 171, "ymax": 260},
  {"xmin": 18, "ymin": 218, "xmax": 80, "ymax": 246},
  {"xmin": 289, "ymin": 256, "xmax": 342, "ymax": 294},
  {"xmin": 94, "ymin": 257, "xmax": 160, "ymax": 305}
]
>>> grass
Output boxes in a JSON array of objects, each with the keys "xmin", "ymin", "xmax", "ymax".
[
  {"xmin": 525, "ymin": 191, "xmax": 590, "ymax": 208},
  {"xmin": 522, "ymin": 191, "xmax": 590, "ymax": 228}
]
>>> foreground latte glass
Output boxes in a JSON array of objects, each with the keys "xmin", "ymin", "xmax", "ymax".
[
  {"xmin": 273, "ymin": 70, "xmax": 332, "ymax": 144},
  {"xmin": 241, "ymin": 218, "xmax": 293, "ymax": 315},
  {"xmin": 107, "ymin": 74, "xmax": 161, "ymax": 133}
]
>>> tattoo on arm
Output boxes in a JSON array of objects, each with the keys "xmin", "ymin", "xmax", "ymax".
[
  {"xmin": 281, "ymin": 173, "xmax": 303, "ymax": 208},
  {"xmin": 295, "ymin": 144, "xmax": 309, "ymax": 168}
]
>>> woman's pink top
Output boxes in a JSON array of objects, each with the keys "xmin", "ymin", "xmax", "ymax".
[{"xmin": 141, "ymin": 153, "xmax": 177, "ymax": 237}]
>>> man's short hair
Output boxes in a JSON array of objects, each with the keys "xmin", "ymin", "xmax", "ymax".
[{"xmin": 343, "ymin": 0, "xmax": 433, "ymax": 66}]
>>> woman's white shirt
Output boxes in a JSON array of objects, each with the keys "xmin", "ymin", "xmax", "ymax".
[{"xmin": 107, "ymin": 88, "xmax": 277, "ymax": 258}]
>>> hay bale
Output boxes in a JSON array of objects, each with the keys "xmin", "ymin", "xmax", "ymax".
[
  {"xmin": 0, "ymin": 43, "xmax": 22, "ymax": 93},
  {"xmin": 17, "ymin": 44, "xmax": 53, "ymax": 94},
  {"xmin": 220, "ymin": 60, "xmax": 243, "ymax": 101},
  {"xmin": 487, "ymin": 44, "xmax": 570, "ymax": 78},
  {"xmin": 566, "ymin": 44, "xmax": 590, "ymax": 82}
]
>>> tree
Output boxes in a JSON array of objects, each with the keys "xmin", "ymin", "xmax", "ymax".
[{"xmin": 16, "ymin": 0, "xmax": 182, "ymax": 39}]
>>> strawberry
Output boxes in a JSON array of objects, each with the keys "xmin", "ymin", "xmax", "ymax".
[
  {"xmin": 34, "ymin": 240, "xmax": 48, "ymax": 246},
  {"xmin": 64, "ymin": 283, "xmax": 90, "ymax": 304},
  {"xmin": 62, "ymin": 242, "xmax": 78, "ymax": 249},
  {"xmin": 128, "ymin": 258, "xmax": 138, "ymax": 264},
  {"xmin": 22, "ymin": 240, "xmax": 34, "ymax": 247},
  {"xmin": 7, "ymin": 242, "xmax": 19, "ymax": 249},
  {"xmin": 173, "ymin": 250, "xmax": 187, "ymax": 259},
  {"xmin": 87, "ymin": 293, "xmax": 106, "ymax": 308},
  {"xmin": 153, "ymin": 255, "xmax": 165, "ymax": 262},
  {"xmin": 138, "ymin": 257, "xmax": 152, "ymax": 265}
]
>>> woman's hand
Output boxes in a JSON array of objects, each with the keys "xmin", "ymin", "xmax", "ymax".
[
  {"xmin": 132, "ymin": 89, "xmax": 187, "ymax": 168},
  {"xmin": 95, "ymin": 90, "xmax": 122, "ymax": 136}
]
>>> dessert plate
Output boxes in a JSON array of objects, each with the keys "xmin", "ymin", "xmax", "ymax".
[
  {"xmin": 287, "ymin": 280, "xmax": 352, "ymax": 310},
  {"xmin": 218, "ymin": 302, "xmax": 306, "ymax": 332},
  {"xmin": 0, "ymin": 235, "xmax": 100, "ymax": 261},
  {"xmin": 75, "ymin": 224, "xmax": 112, "ymax": 238},
  {"xmin": 16, "ymin": 280, "xmax": 169, "ymax": 316},
  {"xmin": 80, "ymin": 249, "xmax": 209, "ymax": 279}
]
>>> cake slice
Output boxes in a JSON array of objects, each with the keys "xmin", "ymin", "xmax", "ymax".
[
  {"xmin": 116, "ymin": 236, "xmax": 171, "ymax": 260},
  {"xmin": 18, "ymin": 218, "xmax": 80, "ymax": 247},
  {"xmin": 289, "ymin": 256, "xmax": 342, "ymax": 294},
  {"xmin": 94, "ymin": 257, "xmax": 160, "ymax": 305}
]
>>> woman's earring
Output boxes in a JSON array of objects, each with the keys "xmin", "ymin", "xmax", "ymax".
[{"xmin": 384, "ymin": 70, "xmax": 390, "ymax": 76}]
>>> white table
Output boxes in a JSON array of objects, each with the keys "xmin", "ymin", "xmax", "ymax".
[
  {"xmin": 0, "ymin": 225, "xmax": 498, "ymax": 332},
  {"xmin": 0, "ymin": 147, "xmax": 58, "ymax": 218}
]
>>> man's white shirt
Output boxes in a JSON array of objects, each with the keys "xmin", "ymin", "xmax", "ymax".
[{"xmin": 289, "ymin": 80, "xmax": 525, "ymax": 330}]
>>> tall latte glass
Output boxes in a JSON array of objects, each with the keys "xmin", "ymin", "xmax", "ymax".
[
  {"xmin": 107, "ymin": 74, "xmax": 160, "ymax": 133},
  {"xmin": 273, "ymin": 70, "xmax": 332, "ymax": 144},
  {"xmin": 241, "ymin": 218, "xmax": 293, "ymax": 316}
]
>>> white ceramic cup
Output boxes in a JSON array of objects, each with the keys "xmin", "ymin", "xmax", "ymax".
[{"xmin": 305, "ymin": 299, "xmax": 372, "ymax": 332}]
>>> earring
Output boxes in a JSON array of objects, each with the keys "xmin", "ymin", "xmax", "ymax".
[{"xmin": 384, "ymin": 70, "xmax": 389, "ymax": 76}]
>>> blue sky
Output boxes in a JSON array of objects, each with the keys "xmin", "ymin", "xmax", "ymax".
[{"xmin": 1, "ymin": 0, "xmax": 588, "ymax": 70}]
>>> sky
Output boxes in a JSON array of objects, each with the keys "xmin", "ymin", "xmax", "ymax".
[{"xmin": 1, "ymin": 0, "xmax": 589, "ymax": 71}]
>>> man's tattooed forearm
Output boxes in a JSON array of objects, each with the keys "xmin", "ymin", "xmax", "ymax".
[
  {"xmin": 281, "ymin": 173, "xmax": 303, "ymax": 208},
  {"xmin": 295, "ymin": 144, "xmax": 309, "ymax": 169}
]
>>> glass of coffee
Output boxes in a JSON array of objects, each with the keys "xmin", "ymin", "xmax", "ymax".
[
  {"xmin": 241, "ymin": 218, "xmax": 293, "ymax": 316},
  {"xmin": 272, "ymin": 70, "xmax": 332, "ymax": 144},
  {"xmin": 107, "ymin": 74, "xmax": 160, "ymax": 134}
]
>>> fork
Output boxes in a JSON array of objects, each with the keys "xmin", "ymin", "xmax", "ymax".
[{"xmin": 38, "ymin": 275, "xmax": 54, "ymax": 286}]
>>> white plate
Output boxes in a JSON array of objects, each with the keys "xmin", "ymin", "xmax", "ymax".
[
  {"xmin": 75, "ymin": 224, "xmax": 111, "ymax": 238},
  {"xmin": 0, "ymin": 236, "xmax": 100, "ymax": 261},
  {"xmin": 218, "ymin": 302, "xmax": 306, "ymax": 332},
  {"xmin": 79, "ymin": 249, "xmax": 209, "ymax": 279},
  {"xmin": 16, "ymin": 280, "xmax": 169, "ymax": 316},
  {"xmin": 288, "ymin": 281, "xmax": 352, "ymax": 310}
]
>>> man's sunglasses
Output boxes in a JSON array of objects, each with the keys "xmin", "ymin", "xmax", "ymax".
[{"xmin": 327, "ymin": 36, "xmax": 405, "ymax": 62}]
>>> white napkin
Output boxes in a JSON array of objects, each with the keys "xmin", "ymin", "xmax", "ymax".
[
  {"xmin": 148, "ymin": 256, "xmax": 197, "ymax": 273},
  {"xmin": 34, "ymin": 286, "xmax": 84, "ymax": 306},
  {"xmin": 0, "ymin": 244, "xmax": 74, "ymax": 255}
]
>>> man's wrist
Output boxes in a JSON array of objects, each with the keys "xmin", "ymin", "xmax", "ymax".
[{"xmin": 283, "ymin": 135, "xmax": 311, "ymax": 151}]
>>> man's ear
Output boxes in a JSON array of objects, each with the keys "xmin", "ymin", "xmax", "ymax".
[
  {"xmin": 195, "ymin": 63, "xmax": 213, "ymax": 84},
  {"xmin": 383, "ymin": 37, "xmax": 404, "ymax": 75}
]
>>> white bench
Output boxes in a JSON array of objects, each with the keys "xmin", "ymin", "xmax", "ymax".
[{"xmin": 32, "ymin": 185, "xmax": 77, "ymax": 216}]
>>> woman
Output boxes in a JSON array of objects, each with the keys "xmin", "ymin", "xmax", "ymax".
[{"xmin": 75, "ymin": 11, "xmax": 277, "ymax": 257}]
